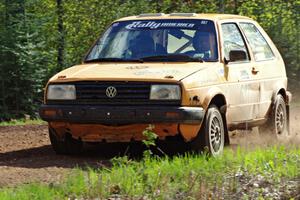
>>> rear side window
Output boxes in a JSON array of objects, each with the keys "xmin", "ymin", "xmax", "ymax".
[
  {"xmin": 239, "ymin": 23, "xmax": 274, "ymax": 61},
  {"xmin": 221, "ymin": 23, "xmax": 249, "ymax": 62}
]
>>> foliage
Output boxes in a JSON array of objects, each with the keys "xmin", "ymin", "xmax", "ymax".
[
  {"xmin": 0, "ymin": 0, "xmax": 299, "ymax": 120},
  {"xmin": 0, "ymin": 146, "xmax": 299, "ymax": 199},
  {"xmin": 0, "ymin": 118, "xmax": 45, "ymax": 126},
  {"xmin": 0, "ymin": 0, "xmax": 54, "ymax": 120},
  {"xmin": 142, "ymin": 124, "xmax": 158, "ymax": 156},
  {"xmin": 238, "ymin": 0, "xmax": 300, "ymax": 77}
]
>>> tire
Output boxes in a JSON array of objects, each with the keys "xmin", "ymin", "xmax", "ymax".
[
  {"xmin": 259, "ymin": 94, "xmax": 289, "ymax": 139},
  {"xmin": 191, "ymin": 105, "xmax": 225, "ymax": 156},
  {"xmin": 49, "ymin": 128, "xmax": 83, "ymax": 155}
]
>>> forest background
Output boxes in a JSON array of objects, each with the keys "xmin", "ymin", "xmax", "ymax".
[{"xmin": 0, "ymin": 0, "xmax": 299, "ymax": 120}]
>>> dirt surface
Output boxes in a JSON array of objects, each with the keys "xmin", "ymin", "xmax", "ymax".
[
  {"xmin": 0, "ymin": 106, "xmax": 299, "ymax": 187},
  {"xmin": 0, "ymin": 125, "xmax": 113, "ymax": 187}
]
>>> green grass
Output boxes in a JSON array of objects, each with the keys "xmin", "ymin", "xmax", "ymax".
[
  {"xmin": 0, "ymin": 118, "xmax": 46, "ymax": 126},
  {"xmin": 0, "ymin": 146, "xmax": 299, "ymax": 199}
]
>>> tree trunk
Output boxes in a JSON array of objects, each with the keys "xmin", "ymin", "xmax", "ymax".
[
  {"xmin": 57, "ymin": 0, "xmax": 64, "ymax": 70},
  {"xmin": 233, "ymin": 0, "xmax": 238, "ymax": 14},
  {"xmin": 219, "ymin": 0, "xmax": 225, "ymax": 13},
  {"xmin": 0, "ymin": 0, "xmax": 10, "ymax": 116}
]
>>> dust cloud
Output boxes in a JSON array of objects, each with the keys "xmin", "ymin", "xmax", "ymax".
[{"xmin": 230, "ymin": 100, "xmax": 300, "ymax": 149}]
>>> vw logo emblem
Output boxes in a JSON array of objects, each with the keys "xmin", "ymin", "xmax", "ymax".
[{"xmin": 106, "ymin": 86, "xmax": 117, "ymax": 98}]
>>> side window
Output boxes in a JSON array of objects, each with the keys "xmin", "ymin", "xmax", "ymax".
[
  {"xmin": 221, "ymin": 23, "xmax": 249, "ymax": 61},
  {"xmin": 239, "ymin": 23, "xmax": 274, "ymax": 61}
]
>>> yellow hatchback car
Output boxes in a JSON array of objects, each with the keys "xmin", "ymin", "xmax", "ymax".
[{"xmin": 40, "ymin": 13, "xmax": 291, "ymax": 156}]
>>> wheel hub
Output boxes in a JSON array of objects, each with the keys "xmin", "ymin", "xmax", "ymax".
[
  {"xmin": 215, "ymin": 126, "xmax": 221, "ymax": 143},
  {"xmin": 276, "ymin": 105, "xmax": 285, "ymax": 134},
  {"xmin": 210, "ymin": 116, "xmax": 222, "ymax": 152}
]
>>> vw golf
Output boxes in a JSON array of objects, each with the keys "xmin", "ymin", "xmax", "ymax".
[{"xmin": 40, "ymin": 13, "xmax": 291, "ymax": 156}]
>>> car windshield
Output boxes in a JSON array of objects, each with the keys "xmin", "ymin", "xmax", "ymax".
[{"xmin": 85, "ymin": 19, "xmax": 218, "ymax": 62}]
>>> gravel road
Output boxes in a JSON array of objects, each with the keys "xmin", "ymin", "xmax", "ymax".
[{"xmin": 0, "ymin": 106, "xmax": 299, "ymax": 187}]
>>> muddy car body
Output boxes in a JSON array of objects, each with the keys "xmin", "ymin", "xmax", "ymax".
[{"xmin": 40, "ymin": 13, "xmax": 291, "ymax": 155}]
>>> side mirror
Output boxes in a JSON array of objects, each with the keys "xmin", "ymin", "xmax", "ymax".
[{"xmin": 225, "ymin": 50, "xmax": 247, "ymax": 64}]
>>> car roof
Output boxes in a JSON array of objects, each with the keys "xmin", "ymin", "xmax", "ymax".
[{"xmin": 114, "ymin": 13, "xmax": 252, "ymax": 22}]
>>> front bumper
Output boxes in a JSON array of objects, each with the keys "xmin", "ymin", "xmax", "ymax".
[{"xmin": 39, "ymin": 105, "xmax": 204, "ymax": 125}]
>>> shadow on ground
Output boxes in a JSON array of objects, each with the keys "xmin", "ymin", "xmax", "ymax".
[{"xmin": 0, "ymin": 139, "xmax": 189, "ymax": 170}]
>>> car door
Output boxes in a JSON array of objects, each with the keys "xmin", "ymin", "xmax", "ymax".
[
  {"xmin": 220, "ymin": 22, "xmax": 260, "ymax": 124},
  {"xmin": 239, "ymin": 22, "xmax": 284, "ymax": 119}
]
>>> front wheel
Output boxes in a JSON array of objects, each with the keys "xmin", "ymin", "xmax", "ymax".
[{"xmin": 191, "ymin": 105, "xmax": 225, "ymax": 156}]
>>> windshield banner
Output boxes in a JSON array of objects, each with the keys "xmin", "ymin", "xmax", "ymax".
[{"xmin": 125, "ymin": 21, "xmax": 196, "ymax": 30}]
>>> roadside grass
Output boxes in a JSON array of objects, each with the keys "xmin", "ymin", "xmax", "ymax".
[
  {"xmin": 0, "ymin": 118, "xmax": 45, "ymax": 126},
  {"xmin": 0, "ymin": 146, "xmax": 299, "ymax": 199}
]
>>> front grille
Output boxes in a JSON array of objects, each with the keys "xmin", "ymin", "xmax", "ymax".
[{"xmin": 47, "ymin": 81, "xmax": 181, "ymax": 106}]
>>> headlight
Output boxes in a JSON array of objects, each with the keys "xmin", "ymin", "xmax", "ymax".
[
  {"xmin": 47, "ymin": 84, "xmax": 76, "ymax": 100},
  {"xmin": 150, "ymin": 85, "xmax": 181, "ymax": 100}
]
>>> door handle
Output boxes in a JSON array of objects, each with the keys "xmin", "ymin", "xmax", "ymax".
[{"xmin": 252, "ymin": 67, "xmax": 259, "ymax": 75}]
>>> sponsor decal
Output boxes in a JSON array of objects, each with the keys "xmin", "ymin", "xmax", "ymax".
[
  {"xmin": 125, "ymin": 21, "xmax": 195, "ymax": 30},
  {"xmin": 134, "ymin": 69, "xmax": 179, "ymax": 76},
  {"xmin": 240, "ymin": 70, "xmax": 250, "ymax": 80},
  {"xmin": 126, "ymin": 66, "xmax": 149, "ymax": 70},
  {"xmin": 218, "ymin": 68, "xmax": 224, "ymax": 76}
]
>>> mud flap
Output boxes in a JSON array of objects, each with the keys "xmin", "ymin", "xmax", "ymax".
[{"xmin": 286, "ymin": 91, "xmax": 292, "ymax": 135}]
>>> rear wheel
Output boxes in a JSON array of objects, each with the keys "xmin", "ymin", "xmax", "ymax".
[
  {"xmin": 259, "ymin": 94, "xmax": 289, "ymax": 139},
  {"xmin": 49, "ymin": 128, "xmax": 83, "ymax": 155},
  {"xmin": 191, "ymin": 105, "xmax": 225, "ymax": 156}
]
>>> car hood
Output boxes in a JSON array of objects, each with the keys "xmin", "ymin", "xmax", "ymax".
[{"xmin": 49, "ymin": 62, "xmax": 215, "ymax": 83}]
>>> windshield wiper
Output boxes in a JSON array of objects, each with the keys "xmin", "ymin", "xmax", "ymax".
[
  {"xmin": 140, "ymin": 54, "xmax": 204, "ymax": 62},
  {"xmin": 84, "ymin": 57, "xmax": 143, "ymax": 63},
  {"xmin": 85, "ymin": 55, "xmax": 204, "ymax": 63}
]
